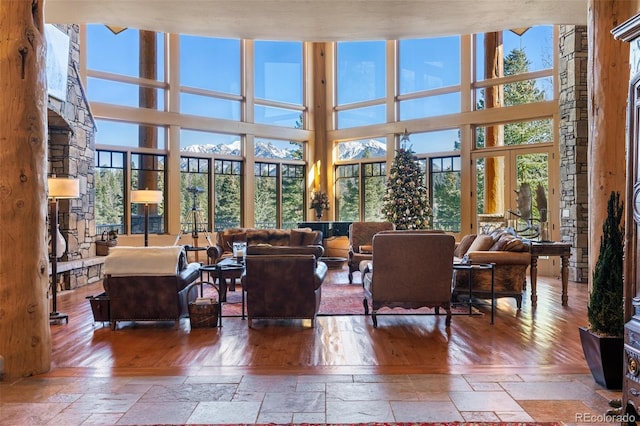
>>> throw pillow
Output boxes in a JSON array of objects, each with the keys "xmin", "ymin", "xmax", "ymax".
[
  {"xmin": 454, "ymin": 234, "xmax": 477, "ymax": 258},
  {"xmin": 505, "ymin": 238, "xmax": 527, "ymax": 252},
  {"xmin": 300, "ymin": 230, "xmax": 321, "ymax": 245},
  {"xmin": 490, "ymin": 232, "xmax": 514, "ymax": 251},
  {"xmin": 466, "ymin": 234, "xmax": 494, "ymax": 253},
  {"xmin": 290, "ymin": 229, "xmax": 315, "ymax": 246}
]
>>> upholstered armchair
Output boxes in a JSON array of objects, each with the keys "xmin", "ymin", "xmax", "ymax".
[
  {"xmin": 347, "ymin": 221, "xmax": 395, "ymax": 283},
  {"xmin": 102, "ymin": 246, "xmax": 201, "ymax": 329},
  {"xmin": 362, "ymin": 232, "xmax": 455, "ymax": 327},
  {"xmin": 242, "ymin": 245, "xmax": 328, "ymax": 327}
]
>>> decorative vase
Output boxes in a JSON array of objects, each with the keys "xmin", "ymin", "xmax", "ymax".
[
  {"xmin": 315, "ymin": 207, "xmax": 323, "ymax": 220},
  {"xmin": 49, "ymin": 224, "xmax": 66, "ymax": 259}
]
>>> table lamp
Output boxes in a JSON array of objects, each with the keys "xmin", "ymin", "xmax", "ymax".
[
  {"xmin": 48, "ymin": 176, "xmax": 80, "ymax": 324},
  {"xmin": 131, "ymin": 189, "xmax": 163, "ymax": 246}
]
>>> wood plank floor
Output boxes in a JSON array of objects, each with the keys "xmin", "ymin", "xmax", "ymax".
[{"xmin": 48, "ymin": 266, "xmax": 592, "ymax": 378}]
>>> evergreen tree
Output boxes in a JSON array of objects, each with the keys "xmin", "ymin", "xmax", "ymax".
[
  {"xmin": 381, "ymin": 146, "xmax": 431, "ymax": 229},
  {"xmin": 588, "ymin": 191, "xmax": 624, "ymax": 337}
]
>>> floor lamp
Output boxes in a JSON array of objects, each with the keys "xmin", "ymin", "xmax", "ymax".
[
  {"xmin": 48, "ymin": 176, "xmax": 80, "ymax": 324},
  {"xmin": 131, "ymin": 189, "xmax": 163, "ymax": 247}
]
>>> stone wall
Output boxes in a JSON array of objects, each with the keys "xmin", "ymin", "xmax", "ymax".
[
  {"xmin": 558, "ymin": 25, "xmax": 589, "ymax": 283},
  {"xmin": 47, "ymin": 24, "xmax": 99, "ymax": 290}
]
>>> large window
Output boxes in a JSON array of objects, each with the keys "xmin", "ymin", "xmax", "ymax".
[
  {"xmin": 87, "ymin": 27, "xmax": 166, "ymax": 110},
  {"xmin": 335, "ymin": 162, "xmax": 386, "ymax": 221},
  {"xmin": 180, "ymin": 157, "xmax": 210, "ymax": 235},
  {"xmin": 87, "ymin": 25, "xmax": 557, "ymax": 239},
  {"xmin": 254, "ymin": 41, "xmax": 305, "ymax": 128},
  {"xmin": 131, "ymin": 153, "xmax": 166, "ymax": 235},
  {"xmin": 180, "ymin": 36, "xmax": 242, "ymax": 120},
  {"xmin": 398, "ymin": 36, "xmax": 462, "ymax": 120},
  {"xmin": 254, "ymin": 162, "xmax": 305, "ymax": 229},
  {"xmin": 335, "ymin": 41, "xmax": 387, "ymax": 128},
  {"xmin": 95, "ymin": 150, "xmax": 126, "ymax": 235}
]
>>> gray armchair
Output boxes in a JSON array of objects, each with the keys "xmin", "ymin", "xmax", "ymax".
[{"xmin": 362, "ymin": 231, "xmax": 455, "ymax": 327}]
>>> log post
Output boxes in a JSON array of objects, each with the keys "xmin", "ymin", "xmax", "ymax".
[
  {"xmin": 587, "ymin": 0, "xmax": 632, "ymax": 288},
  {"xmin": 484, "ymin": 32, "xmax": 505, "ymax": 214},
  {"xmin": 0, "ymin": 0, "xmax": 52, "ymax": 377}
]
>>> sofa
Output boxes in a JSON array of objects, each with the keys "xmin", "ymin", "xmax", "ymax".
[
  {"xmin": 206, "ymin": 227, "xmax": 324, "ymax": 263},
  {"xmin": 452, "ymin": 229, "xmax": 531, "ymax": 309},
  {"xmin": 241, "ymin": 245, "xmax": 328, "ymax": 327},
  {"xmin": 362, "ymin": 231, "xmax": 455, "ymax": 327},
  {"xmin": 103, "ymin": 246, "xmax": 201, "ymax": 329}
]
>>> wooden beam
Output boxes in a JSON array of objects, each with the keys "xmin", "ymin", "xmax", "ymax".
[{"xmin": 587, "ymin": 0, "xmax": 633, "ymax": 288}]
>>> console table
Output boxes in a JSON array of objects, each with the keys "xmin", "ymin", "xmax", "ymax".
[{"xmin": 529, "ymin": 241, "xmax": 572, "ymax": 307}]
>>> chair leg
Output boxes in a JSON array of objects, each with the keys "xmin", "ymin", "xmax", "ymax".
[
  {"xmin": 363, "ymin": 298, "xmax": 369, "ymax": 315},
  {"xmin": 445, "ymin": 308, "xmax": 452, "ymax": 327},
  {"xmin": 372, "ymin": 312, "xmax": 378, "ymax": 328},
  {"xmin": 348, "ymin": 270, "xmax": 353, "ymax": 283}
]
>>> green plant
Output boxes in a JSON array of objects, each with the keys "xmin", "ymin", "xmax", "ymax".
[{"xmin": 588, "ymin": 191, "xmax": 624, "ymax": 337}]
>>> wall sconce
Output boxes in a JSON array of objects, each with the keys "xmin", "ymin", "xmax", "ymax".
[
  {"xmin": 131, "ymin": 189, "xmax": 163, "ymax": 247},
  {"xmin": 48, "ymin": 176, "xmax": 80, "ymax": 324}
]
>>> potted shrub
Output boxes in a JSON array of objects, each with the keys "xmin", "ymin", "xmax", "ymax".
[{"xmin": 579, "ymin": 191, "xmax": 625, "ymax": 389}]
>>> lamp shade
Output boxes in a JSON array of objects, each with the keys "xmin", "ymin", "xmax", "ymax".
[
  {"xmin": 131, "ymin": 189, "xmax": 163, "ymax": 204},
  {"xmin": 48, "ymin": 177, "xmax": 80, "ymax": 199}
]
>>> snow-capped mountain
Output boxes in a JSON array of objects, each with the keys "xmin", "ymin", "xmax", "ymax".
[
  {"xmin": 337, "ymin": 139, "xmax": 387, "ymax": 160},
  {"xmin": 182, "ymin": 140, "xmax": 299, "ymax": 159},
  {"xmin": 182, "ymin": 138, "xmax": 386, "ymax": 161}
]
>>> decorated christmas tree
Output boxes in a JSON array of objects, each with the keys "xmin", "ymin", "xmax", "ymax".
[{"xmin": 381, "ymin": 136, "xmax": 432, "ymax": 230}]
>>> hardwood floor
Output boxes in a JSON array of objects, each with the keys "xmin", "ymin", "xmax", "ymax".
[
  {"xmin": 48, "ymin": 266, "xmax": 592, "ymax": 377},
  {"xmin": 3, "ymin": 267, "xmax": 625, "ymax": 425}
]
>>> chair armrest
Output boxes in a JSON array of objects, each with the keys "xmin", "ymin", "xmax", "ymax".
[
  {"xmin": 207, "ymin": 245, "xmax": 224, "ymax": 263},
  {"xmin": 314, "ymin": 261, "xmax": 329, "ymax": 289}
]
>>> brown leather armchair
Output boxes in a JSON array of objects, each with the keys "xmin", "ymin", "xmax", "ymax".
[
  {"xmin": 347, "ymin": 221, "xmax": 395, "ymax": 283},
  {"xmin": 362, "ymin": 232, "xmax": 455, "ymax": 327},
  {"xmin": 242, "ymin": 245, "xmax": 328, "ymax": 327},
  {"xmin": 102, "ymin": 246, "xmax": 200, "ymax": 329}
]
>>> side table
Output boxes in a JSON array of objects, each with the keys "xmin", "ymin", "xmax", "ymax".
[
  {"xmin": 453, "ymin": 262, "xmax": 496, "ymax": 324},
  {"xmin": 199, "ymin": 261, "xmax": 245, "ymax": 323},
  {"xmin": 529, "ymin": 242, "xmax": 572, "ymax": 307}
]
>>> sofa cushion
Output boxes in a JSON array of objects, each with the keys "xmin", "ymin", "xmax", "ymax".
[
  {"xmin": 454, "ymin": 234, "xmax": 477, "ymax": 258},
  {"xmin": 247, "ymin": 229, "xmax": 291, "ymax": 246},
  {"xmin": 290, "ymin": 229, "xmax": 322, "ymax": 246},
  {"xmin": 466, "ymin": 234, "xmax": 494, "ymax": 253},
  {"xmin": 218, "ymin": 228, "xmax": 249, "ymax": 253}
]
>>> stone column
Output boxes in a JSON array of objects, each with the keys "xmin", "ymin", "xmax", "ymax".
[{"xmin": 558, "ymin": 25, "xmax": 589, "ymax": 283}]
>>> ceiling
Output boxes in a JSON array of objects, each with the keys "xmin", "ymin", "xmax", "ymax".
[{"xmin": 45, "ymin": 0, "xmax": 589, "ymax": 41}]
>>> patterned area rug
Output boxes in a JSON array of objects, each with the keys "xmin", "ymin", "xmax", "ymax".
[
  {"xmin": 164, "ymin": 423, "xmax": 561, "ymax": 426},
  {"xmin": 208, "ymin": 282, "xmax": 480, "ymax": 318}
]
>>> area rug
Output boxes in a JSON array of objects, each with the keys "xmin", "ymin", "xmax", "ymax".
[
  {"xmin": 157, "ymin": 422, "xmax": 561, "ymax": 426},
  {"xmin": 206, "ymin": 282, "xmax": 481, "ymax": 318}
]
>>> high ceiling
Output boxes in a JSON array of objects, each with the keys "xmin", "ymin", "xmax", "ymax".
[{"xmin": 45, "ymin": 0, "xmax": 589, "ymax": 41}]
